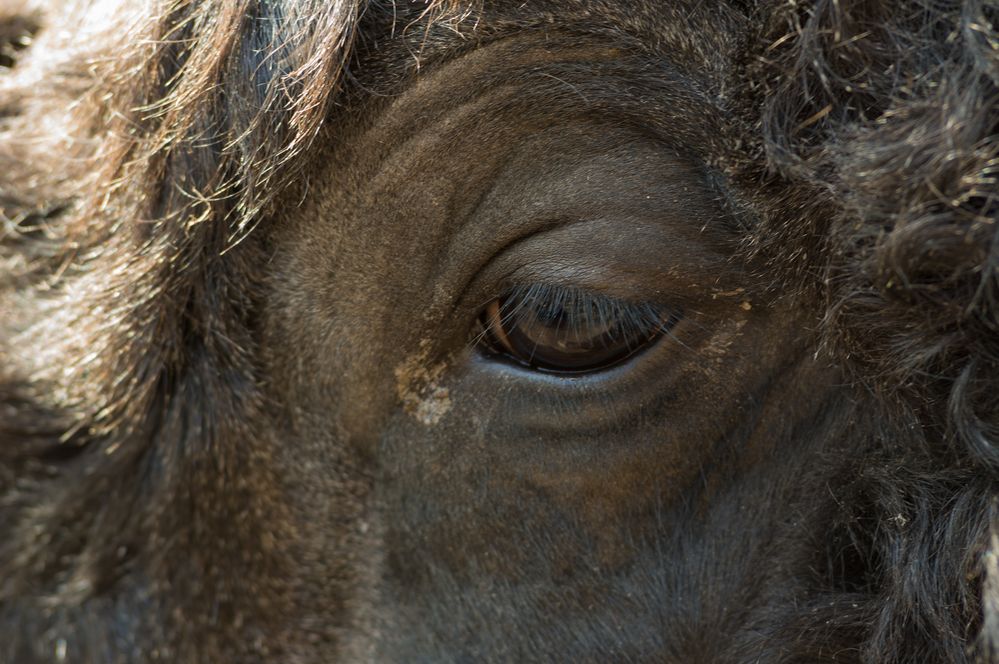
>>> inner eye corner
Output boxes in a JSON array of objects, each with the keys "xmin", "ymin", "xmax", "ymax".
[{"xmin": 474, "ymin": 283, "xmax": 679, "ymax": 376}]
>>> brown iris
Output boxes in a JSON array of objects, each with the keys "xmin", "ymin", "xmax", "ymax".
[{"xmin": 479, "ymin": 285, "xmax": 677, "ymax": 374}]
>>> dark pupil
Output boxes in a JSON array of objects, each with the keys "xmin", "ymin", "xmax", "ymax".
[{"xmin": 486, "ymin": 288, "xmax": 673, "ymax": 374}]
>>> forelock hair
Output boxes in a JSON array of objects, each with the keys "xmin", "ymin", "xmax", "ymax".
[
  {"xmin": 0, "ymin": 0, "xmax": 462, "ymax": 448},
  {"xmin": 0, "ymin": 2, "xmax": 470, "ymax": 656}
]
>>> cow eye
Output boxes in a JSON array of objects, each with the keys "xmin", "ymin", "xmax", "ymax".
[{"xmin": 478, "ymin": 285, "xmax": 678, "ymax": 374}]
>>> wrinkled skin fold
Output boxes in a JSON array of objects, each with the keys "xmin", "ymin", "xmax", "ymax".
[{"xmin": 1, "ymin": 1, "xmax": 998, "ymax": 662}]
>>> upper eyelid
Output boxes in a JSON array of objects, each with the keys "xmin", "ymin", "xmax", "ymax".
[{"xmin": 476, "ymin": 282, "xmax": 674, "ymax": 342}]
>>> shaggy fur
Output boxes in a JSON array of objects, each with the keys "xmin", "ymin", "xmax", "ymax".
[{"xmin": 1, "ymin": 0, "xmax": 998, "ymax": 662}]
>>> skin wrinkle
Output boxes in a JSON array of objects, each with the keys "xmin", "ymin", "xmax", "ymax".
[
  {"xmin": 265, "ymin": 45, "xmax": 840, "ymax": 657},
  {"xmin": 2, "ymin": 1, "xmax": 999, "ymax": 663}
]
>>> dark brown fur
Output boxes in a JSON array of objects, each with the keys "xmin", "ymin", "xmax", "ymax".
[{"xmin": 1, "ymin": 1, "xmax": 998, "ymax": 662}]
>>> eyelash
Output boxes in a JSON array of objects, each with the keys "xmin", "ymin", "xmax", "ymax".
[
  {"xmin": 497, "ymin": 283, "xmax": 666, "ymax": 334},
  {"xmin": 473, "ymin": 283, "xmax": 680, "ymax": 374}
]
